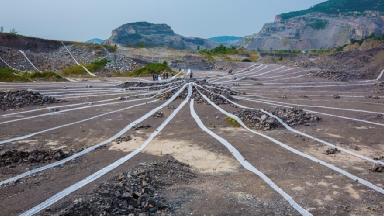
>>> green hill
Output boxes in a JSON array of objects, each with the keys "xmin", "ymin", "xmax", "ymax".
[{"xmin": 279, "ymin": 0, "xmax": 384, "ymax": 20}]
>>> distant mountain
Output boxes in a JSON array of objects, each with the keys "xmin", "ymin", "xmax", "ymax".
[
  {"xmin": 241, "ymin": 0, "xmax": 384, "ymax": 50},
  {"xmin": 86, "ymin": 38, "xmax": 104, "ymax": 44},
  {"xmin": 105, "ymin": 22, "xmax": 216, "ymax": 50},
  {"xmin": 208, "ymin": 36, "xmax": 242, "ymax": 45}
]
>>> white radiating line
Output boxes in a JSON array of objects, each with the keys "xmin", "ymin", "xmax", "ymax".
[
  {"xmin": 18, "ymin": 50, "xmax": 41, "ymax": 72},
  {"xmin": 189, "ymin": 98, "xmax": 312, "ymax": 216},
  {"xmin": 0, "ymin": 86, "xmax": 169, "ymax": 118},
  {"xmin": 214, "ymin": 64, "xmax": 267, "ymax": 84},
  {"xmin": 1, "ymin": 98, "xmax": 119, "ymax": 118},
  {"xmin": 235, "ymin": 96, "xmax": 384, "ymax": 127},
  {"xmin": 235, "ymin": 96, "xmax": 383, "ymax": 115},
  {"xmin": 0, "ymin": 85, "xmax": 178, "ymax": 142},
  {"xmin": 238, "ymin": 83, "xmax": 377, "ymax": 88},
  {"xmin": 243, "ymin": 94, "xmax": 383, "ymax": 106},
  {"xmin": 20, "ymin": 84, "xmax": 192, "ymax": 216},
  {"xmin": 0, "ymin": 97, "xmax": 148, "ymax": 126},
  {"xmin": 209, "ymin": 63, "xmax": 260, "ymax": 83},
  {"xmin": 196, "ymin": 87, "xmax": 384, "ymax": 194},
  {"xmin": 61, "ymin": 41, "xmax": 96, "ymax": 77},
  {"xmin": 1, "ymin": 83, "xmax": 188, "ymax": 188},
  {"xmin": 0, "ymin": 99, "xmax": 156, "ymax": 187},
  {"xmin": 197, "ymin": 84, "xmax": 383, "ymax": 165},
  {"xmin": 377, "ymin": 70, "xmax": 384, "ymax": 81}
]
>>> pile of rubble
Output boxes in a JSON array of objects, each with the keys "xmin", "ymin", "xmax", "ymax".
[
  {"xmin": 236, "ymin": 107, "xmax": 320, "ymax": 130},
  {"xmin": 54, "ymin": 157, "xmax": 196, "ymax": 216},
  {"xmin": 0, "ymin": 90, "xmax": 60, "ymax": 111},
  {"xmin": 0, "ymin": 149, "xmax": 72, "ymax": 167}
]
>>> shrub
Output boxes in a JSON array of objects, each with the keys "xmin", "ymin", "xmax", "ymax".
[
  {"xmin": 61, "ymin": 65, "xmax": 88, "ymax": 76},
  {"xmin": 26, "ymin": 71, "xmax": 66, "ymax": 81},
  {"xmin": 121, "ymin": 62, "xmax": 174, "ymax": 77},
  {"xmin": 225, "ymin": 116, "xmax": 240, "ymax": 127},
  {"xmin": 0, "ymin": 68, "xmax": 66, "ymax": 82},
  {"xmin": 0, "ymin": 67, "xmax": 28, "ymax": 82}
]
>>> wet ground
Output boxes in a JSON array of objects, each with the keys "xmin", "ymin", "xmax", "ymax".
[{"xmin": 0, "ymin": 63, "xmax": 383, "ymax": 215}]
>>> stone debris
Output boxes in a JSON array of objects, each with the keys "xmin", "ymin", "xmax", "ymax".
[
  {"xmin": 152, "ymin": 112, "xmax": 164, "ymax": 119},
  {"xmin": 0, "ymin": 149, "xmax": 72, "ymax": 167},
  {"xmin": 115, "ymin": 136, "xmax": 132, "ymax": 144},
  {"xmin": 236, "ymin": 107, "xmax": 320, "ymax": 130},
  {"xmin": 333, "ymin": 95, "xmax": 341, "ymax": 99},
  {"xmin": 134, "ymin": 125, "xmax": 152, "ymax": 131},
  {"xmin": 325, "ymin": 148, "xmax": 340, "ymax": 155},
  {"xmin": 0, "ymin": 90, "xmax": 60, "ymax": 111},
  {"xmin": 53, "ymin": 157, "xmax": 196, "ymax": 216},
  {"xmin": 370, "ymin": 163, "xmax": 384, "ymax": 173}
]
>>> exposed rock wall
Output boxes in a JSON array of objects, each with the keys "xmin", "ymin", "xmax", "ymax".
[{"xmin": 241, "ymin": 12, "xmax": 383, "ymax": 50}]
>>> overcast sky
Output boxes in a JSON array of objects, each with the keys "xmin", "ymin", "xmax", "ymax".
[{"xmin": 0, "ymin": 0, "xmax": 324, "ymax": 41}]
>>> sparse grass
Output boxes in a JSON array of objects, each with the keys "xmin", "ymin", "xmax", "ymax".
[
  {"xmin": 61, "ymin": 65, "xmax": 89, "ymax": 77},
  {"xmin": 119, "ymin": 62, "xmax": 174, "ymax": 77},
  {"xmin": 87, "ymin": 58, "xmax": 109, "ymax": 71},
  {"xmin": 26, "ymin": 71, "xmax": 66, "ymax": 81},
  {"xmin": 61, "ymin": 58, "xmax": 109, "ymax": 77},
  {"xmin": 225, "ymin": 116, "xmax": 240, "ymax": 128},
  {"xmin": 0, "ymin": 67, "xmax": 66, "ymax": 82},
  {"xmin": 0, "ymin": 67, "xmax": 29, "ymax": 82},
  {"xmin": 200, "ymin": 45, "xmax": 259, "ymax": 62}
]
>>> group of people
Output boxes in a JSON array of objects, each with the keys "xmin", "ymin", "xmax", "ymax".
[{"xmin": 152, "ymin": 73, "xmax": 169, "ymax": 81}]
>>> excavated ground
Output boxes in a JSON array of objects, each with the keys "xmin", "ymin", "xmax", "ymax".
[{"xmin": 0, "ymin": 63, "xmax": 383, "ymax": 216}]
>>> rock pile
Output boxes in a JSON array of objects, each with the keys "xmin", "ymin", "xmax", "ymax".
[
  {"xmin": 236, "ymin": 107, "xmax": 320, "ymax": 130},
  {"xmin": 0, "ymin": 90, "xmax": 60, "ymax": 111},
  {"xmin": 0, "ymin": 149, "xmax": 72, "ymax": 167},
  {"xmin": 115, "ymin": 136, "xmax": 132, "ymax": 144},
  {"xmin": 55, "ymin": 157, "xmax": 196, "ymax": 215},
  {"xmin": 325, "ymin": 148, "xmax": 340, "ymax": 155}
]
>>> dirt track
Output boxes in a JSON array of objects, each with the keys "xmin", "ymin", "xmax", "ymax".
[{"xmin": 0, "ymin": 63, "xmax": 383, "ymax": 215}]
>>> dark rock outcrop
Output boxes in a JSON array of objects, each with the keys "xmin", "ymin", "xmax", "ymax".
[{"xmin": 105, "ymin": 22, "xmax": 216, "ymax": 50}]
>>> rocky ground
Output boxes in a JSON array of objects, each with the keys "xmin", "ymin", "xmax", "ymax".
[
  {"xmin": 236, "ymin": 107, "xmax": 320, "ymax": 130},
  {"xmin": 0, "ymin": 63, "xmax": 383, "ymax": 216},
  {"xmin": 48, "ymin": 156, "xmax": 195, "ymax": 216}
]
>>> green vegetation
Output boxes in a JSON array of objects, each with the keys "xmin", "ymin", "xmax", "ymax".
[
  {"xmin": 120, "ymin": 62, "xmax": 174, "ymax": 77},
  {"xmin": 0, "ymin": 67, "xmax": 29, "ymax": 82},
  {"xmin": 0, "ymin": 67, "xmax": 66, "ymax": 82},
  {"xmin": 61, "ymin": 58, "xmax": 109, "ymax": 76},
  {"xmin": 199, "ymin": 45, "xmax": 241, "ymax": 55},
  {"xmin": 279, "ymin": 0, "xmax": 383, "ymax": 20},
  {"xmin": 225, "ymin": 116, "xmax": 240, "ymax": 128},
  {"xmin": 26, "ymin": 71, "xmax": 66, "ymax": 81},
  {"xmin": 200, "ymin": 45, "xmax": 259, "ymax": 62},
  {"xmin": 307, "ymin": 19, "xmax": 329, "ymax": 30}
]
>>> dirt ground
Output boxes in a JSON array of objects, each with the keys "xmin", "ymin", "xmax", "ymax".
[{"xmin": 0, "ymin": 63, "xmax": 383, "ymax": 215}]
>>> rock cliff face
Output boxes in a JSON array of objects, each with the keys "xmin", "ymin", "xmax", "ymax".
[
  {"xmin": 105, "ymin": 22, "xmax": 216, "ymax": 50},
  {"xmin": 241, "ymin": 0, "xmax": 384, "ymax": 50}
]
